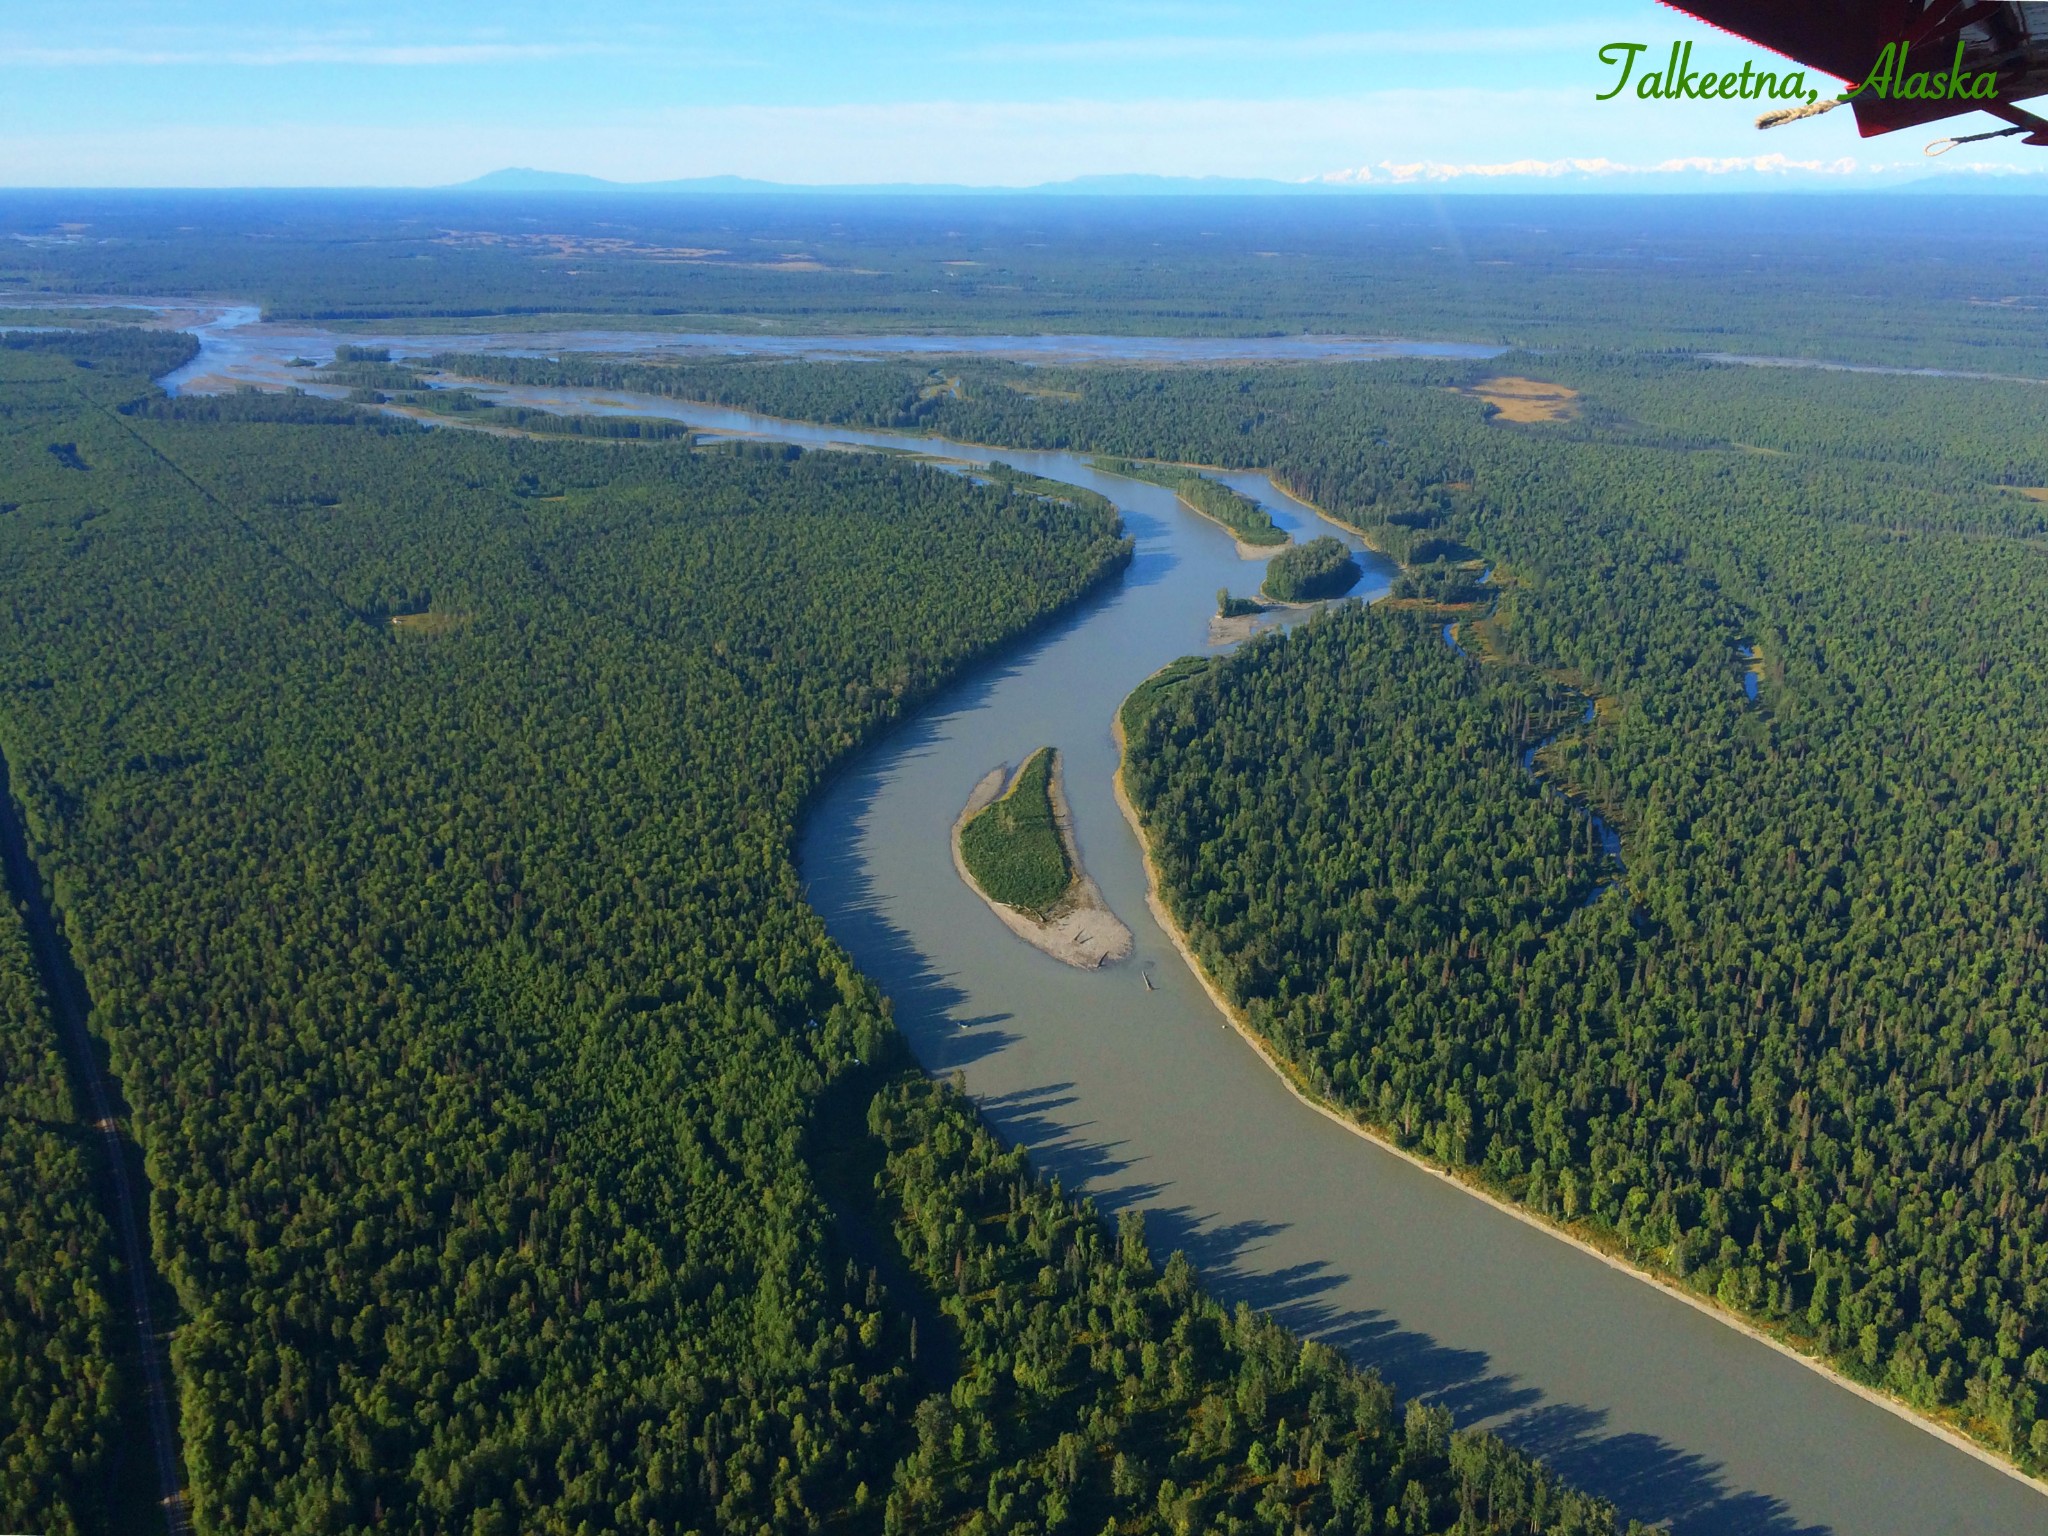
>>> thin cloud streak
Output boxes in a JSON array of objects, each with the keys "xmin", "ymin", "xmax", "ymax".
[
  {"xmin": 1321, "ymin": 153, "xmax": 1869, "ymax": 182},
  {"xmin": 3, "ymin": 88, "xmax": 2040, "ymax": 187},
  {"xmin": 1318, "ymin": 152, "xmax": 2048, "ymax": 181},
  {"xmin": 961, "ymin": 21, "xmax": 1637, "ymax": 65},
  {"xmin": 2, "ymin": 42, "xmax": 614, "ymax": 67}
]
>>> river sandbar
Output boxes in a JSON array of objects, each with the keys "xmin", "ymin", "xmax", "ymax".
[{"xmin": 953, "ymin": 757, "xmax": 1132, "ymax": 970}]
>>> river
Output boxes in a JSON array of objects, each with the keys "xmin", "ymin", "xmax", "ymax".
[
  {"xmin": 146, "ymin": 311, "xmax": 2048, "ymax": 1536},
  {"xmin": 785, "ymin": 449, "xmax": 2048, "ymax": 1536},
  {"xmin": 123, "ymin": 301, "xmax": 1500, "ymax": 395}
]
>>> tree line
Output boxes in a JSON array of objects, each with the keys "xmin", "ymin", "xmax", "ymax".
[
  {"xmin": 535, "ymin": 342, "xmax": 2048, "ymax": 1472},
  {"xmin": 0, "ymin": 327, "xmax": 1632, "ymax": 1534},
  {"xmin": 0, "ymin": 874, "xmax": 122, "ymax": 1536}
]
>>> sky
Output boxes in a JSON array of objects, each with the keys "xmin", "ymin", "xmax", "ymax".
[{"xmin": 3, "ymin": 0, "xmax": 2044, "ymax": 189}]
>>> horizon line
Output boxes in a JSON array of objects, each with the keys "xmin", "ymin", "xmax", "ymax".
[{"xmin": 5, "ymin": 175, "xmax": 2048, "ymax": 196}]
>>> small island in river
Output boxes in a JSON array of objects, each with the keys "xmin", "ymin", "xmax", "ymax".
[
  {"xmin": 1261, "ymin": 534, "xmax": 1361, "ymax": 602},
  {"xmin": 1090, "ymin": 456, "xmax": 1289, "ymax": 554},
  {"xmin": 953, "ymin": 747, "xmax": 1132, "ymax": 969}
]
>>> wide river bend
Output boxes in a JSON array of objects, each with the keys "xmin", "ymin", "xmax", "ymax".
[{"xmin": 152, "ymin": 311, "xmax": 2048, "ymax": 1536}]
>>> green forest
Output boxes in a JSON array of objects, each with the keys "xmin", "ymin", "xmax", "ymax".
[
  {"xmin": 0, "ymin": 863, "xmax": 122, "ymax": 1536},
  {"xmin": 472, "ymin": 342, "xmax": 2048, "ymax": 1472},
  {"xmin": 7, "ymin": 193, "xmax": 2048, "ymax": 371},
  {"xmin": 858, "ymin": 1074, "xmax": 1633, "ymax": 1536},
  {"xmin": 0, "ymin": 327, "xmax": 1640, "ymax": 1535},
  {"xmin": 1260, "ymin": 536, "xmax": 1360, "ymax": 603},
  {"xmin": 1090, "ymin": 459, "xmax": 1285, "ymax": 547},
  {"xmin": 959, "ymin": 749, "xmax": 1073, "ymax": 915}
]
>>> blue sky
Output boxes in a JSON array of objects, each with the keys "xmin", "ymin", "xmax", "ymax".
[{"xmin": 2, "ymin": 0, "xmax": 2041, "ymax": 187}]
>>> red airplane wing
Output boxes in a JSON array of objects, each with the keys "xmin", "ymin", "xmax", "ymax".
[{"xmin": 1663, "ymin": 0, "xmax": 2048, "ymax": 141}]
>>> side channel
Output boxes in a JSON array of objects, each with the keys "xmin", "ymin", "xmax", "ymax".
[
  {"xmin": 787, "ymin": 454, "xmax": 2048, "ymax": 1536},
  {"xmin": 153, "ymin": 331, "xmax": 2048, "ymax": 1536}
]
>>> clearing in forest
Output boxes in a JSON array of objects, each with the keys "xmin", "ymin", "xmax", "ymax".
[{"xmin": 1459, "ymin": 376, "xmax": 1581, "ymax": 424}]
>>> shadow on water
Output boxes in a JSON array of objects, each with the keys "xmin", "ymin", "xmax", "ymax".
[
  {"xmin": 1194, "ymin": 1227, "xmax": 1822, "ymax": 1535},
  {"xmin": 805, "ymin": 847, "xmax": 1021, "ymax": 1075},
  {"xmin": 1116, "ymin": 541, "xmax": 1180, "ymax": 593},
  {"xmin": 973, "ymin": 1081, "xmax": 1165, "ymax": 1204},
  {"xmin": 964, "ymin": 1077, "xmax": 1827, "ymax": 1534},
  {"xmin": 808, "ymin": 794, "xmax": 1825, "ymax": 1536},
  {"xmin": 803, "ymin": 685, "xmax": 1028, "ymax": 1073},
  {"xmin": 794, "ymin": 489, "xmax": 1840, "ymax": 1536},
  {"xmin": 1503, "ymin": 1404, "xmax": 1828, "ymax": 1536}
]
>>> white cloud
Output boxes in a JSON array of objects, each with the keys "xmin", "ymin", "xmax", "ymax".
[
  {"xmin": 1912, "ymin": 157, "xmax": 2048, "ymax": 175},
  {"xmin": 1319, "ymin": 152, "xmax": 1878, "ymax": 183},
  {"xmin": 959, "ymin": 21, "xmax": 1630, "ymax": 65},
  {"xmin": 1, "ymin": 42, "xmax": 610, "ymax": 67},
  {"xmin": 2, "ymin": 87, "xmax": 2041, "ymax": 188}
]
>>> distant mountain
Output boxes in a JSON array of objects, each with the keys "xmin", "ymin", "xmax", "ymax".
[
  {"xmin": 449, "ymin": 168, "xmax": 789, "ymax": 194},
  {"xmin": 445, "ymin": 168, "xmax": 1329, "ymax": 197},
  {"xmin": 452, "ymin": 168, "xmax": 623, "ymax": 192},
  {"xmin": 444, "ymin": 165, "xmax": 2048, "ymax": 197}
]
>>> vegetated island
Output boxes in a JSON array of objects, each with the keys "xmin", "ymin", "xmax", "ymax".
[
  {"xmin": 953, "ymin": 747, "xmax": 1132, "ymax": 969},
  {"xmin": 1262, "ymin": 533, "xmax": 1362, "ymax": 603},
  {"xmin": 1211, "ymin": 586, "xmax": 1274, "ymax": 645},
  {"xmin": 1091, "ymin": 456, "xmax": 1289, "ymax": 553},
  {"xmin": 1213, "ymin": 531, "xmax": 1366, "ymax": 642}
]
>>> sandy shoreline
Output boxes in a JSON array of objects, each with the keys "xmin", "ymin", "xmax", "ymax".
[
  {"xmin": 1108, "ymin": 696, "xmax": 2048, "ymax": 1500},
  {"xmin": 1169, "ymin": 490, "xmax": 1291, "ymax": 561},
  {"xmin": 952, "ymin": 756, "xmax": 1132, "ymax": 970},
  {"xmin": 1207, "ymin": 609, "xmax": 1268, "ymax": 645},
  {"xmin": 1207, "ymin": 587, "xmax": 1349, "ymax": 646}
]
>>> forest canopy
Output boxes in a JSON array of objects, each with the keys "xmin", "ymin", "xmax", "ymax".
[
  {"xmin": 1261, "ymin": 535, "xmax": 1361, "ymax": 603},
  {"xmin": 959, "ymin": 748, "xmax": 1073, "ymax": 916},
  {"xmin": 0, "ymin": 327, "xmax": 1636, "ymax": 1536},
  {"xmin": 6, "ymin": 192, "xmax": 2048, "ymax": 370},
  {"xmin": 0, "ymin": 874, "xmax": 121, "ymax": 1536},
  {"xmin": 507, "ymin": 338, "xmax": 2048, "ymax": 1473}
]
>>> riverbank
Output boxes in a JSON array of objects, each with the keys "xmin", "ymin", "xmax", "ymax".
[
  {"xmin": 140, "ymin": 307, "xmax": 2048, "ymax": 1525},
  {"xmin": 952, "ymin": 757, "xmax": 1132, "ymax": 970},
  {"xmin": 1173, "ymin": 490, "xmax": 1291, "ymax": 561},
  {"xmin": 1109, "ymin": 681, "xmax": 2048, "ymax": 1503},
  {"xmin": 1206, "ymin": 589, "xmax": 1339, "ymax": 645}
]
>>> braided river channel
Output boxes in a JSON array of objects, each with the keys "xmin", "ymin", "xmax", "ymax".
[{"xmin": 157, "ymin": 309, "xmax": 2048, "ymax": 1536}]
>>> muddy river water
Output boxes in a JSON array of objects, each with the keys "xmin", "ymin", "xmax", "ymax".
[{"xmin": 144, "ymin": 306, "xmax": 2048, "ymax": 1536}]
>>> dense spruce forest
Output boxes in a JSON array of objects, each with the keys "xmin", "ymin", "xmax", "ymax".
[
  {"xmin": 860, "ymin": 1075, "xmax": 1632, "ymax": 1536},
  {"xmin": 959, "ymin": 749, "xmax": 1072, "ymax": 915},
  {"xmin": 0, "ymin": 875, "xmax": 121, "ymax": 1536},
  {"xmin": 0, "ymin": 326, "xmax": 1640, "ymax": 1536},
  {"xmin": 455, "ymin": 343, "xmax": 2048, "ymax": 1471},
  {"xmin": 1260, "ymin": 536, "xmax": 1360, "ymax": 603}
]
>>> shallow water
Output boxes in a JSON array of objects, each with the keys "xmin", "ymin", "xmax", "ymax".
[
  {"xmin": 1704, "ymin": 352, "xmax": 2048, "ymax": 387},
  {"xmin": 152, "ymin": 318, "xmax": 2048, "ymax": 1536},
  {"xmin": 138, "ymin": 299, "xmax": 1499, "ymax": 395},
  {"xmin": 788, "ymin": 452, "xmax": 2043, "ymax": 1536}
]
